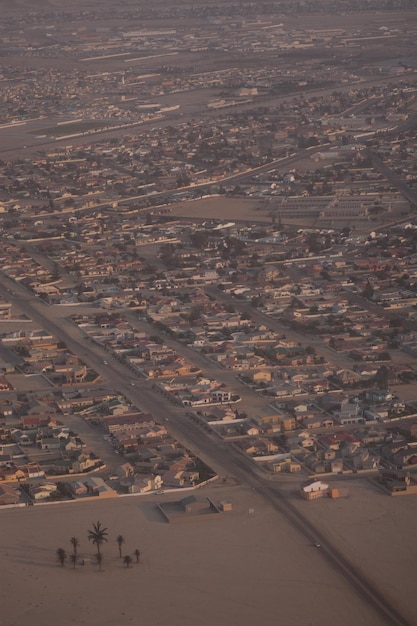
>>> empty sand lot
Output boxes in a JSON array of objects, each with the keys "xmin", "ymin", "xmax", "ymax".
[
  {"xmin": 0, "ymin": 483, "xmax": 400, "ymax": 626},
  {"xmin": 171, "ymin": 196, "xmax": 270, "ymax": 223},
  {"xmin": 289, "ymin": 478, "xmax": 417, "ymax": 625}
]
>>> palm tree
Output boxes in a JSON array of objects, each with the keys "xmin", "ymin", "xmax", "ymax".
[
  {"xmin": 123, "ymin": 555, "xmax": 132, "ymax": 568},
  {"xmin": 116, "ymin": 534, "xmax": 125, "ymax": 559},
  {"xmin": 95, "ymin": 553, "xmax": 103, "ymax": 572},
  {"xmin": 70, "ymin": 536, "xmax": 79, "ymax": 557},
  {"xmin": 134, "ymin": 548, "xmax": 141, "ymax": 563},
  {"xmin": 69, "ymin": 553, "xmax": 77, "ymax": 569},
  {"xmin": 56, "ymin": 548, "xmax": 67, "ymax": 567},
  {"xmin": 88, "ymin": 521, "xmax": 108, "ymax": 556}
]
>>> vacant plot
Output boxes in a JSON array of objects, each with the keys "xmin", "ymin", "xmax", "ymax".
[
  {"xmin": 171, "ymin": 196, "xmax": 270, "ymax": 223},
  {"xmin": 287, "ymin": 478, "xmax": 417, "ymax": 625}
]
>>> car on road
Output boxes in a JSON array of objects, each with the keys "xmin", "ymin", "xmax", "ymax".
[
  {"xmin": 314, "ymin": 542, "xmax": 321, "ymax": 548},
  {"xmin": 103, "ymin": 360, "xmax": 108, "ymax": 365}
]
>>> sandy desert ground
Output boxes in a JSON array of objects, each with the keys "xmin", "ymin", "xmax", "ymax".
[
  {"xmin": 286, "ymin": 478, "xmax": 417, "ymax": 625},
  {"xmin": 0, "ymin": 482, "xmax": 411, "ymax": 626},
  {"xmin": 171, "ymin": 197, "xmax": 272, "ymax": 224}
]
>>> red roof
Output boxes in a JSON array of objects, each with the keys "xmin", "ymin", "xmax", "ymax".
[{"xmin": 319, "ymin": 432, "xmax": 359, "ymax": 446}]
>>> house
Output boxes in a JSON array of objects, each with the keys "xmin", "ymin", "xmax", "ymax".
[
  {"xmin": 83, "ymin": 476, "xmax": 117, "ymax": 498},
  {"xmin": 251, "ymin": 370, "xmax": 272, "ymax": 383},
  {"xmin": 0, "ymin": 484, "xmax": 20, "ymax": 505},
  {"xmin": 334, "ymin": 369, "xmax": 362, "ymax": 387},
  {"xmin": 304, "ymin": 415, "xmax": 334, "ymax": 429},
  {"xmin": 365, "ymin": 389, "xmax": 393, "ymax": 403},
  {"xmin": 270, "ymin": 458, "xmax": 301, "ymax": 473},
  {"xmin": 278, "ymin": 415, "xmax": 296, "ymax": 432},
  {"xmin": 336, "ymin": 400, "xmax": 363, "ymax": 426},
  {"xmin": 378, "ymin": 469, "xmax": 414, "ymax": 494},
  {"xmin": 350, "ymin": 450, "xmax": 380, "ymax": 470},
  {"xmin": 392, "ymin": 448, "xmax": 417, "ymax": 469},
  {"xmin": 128, "ymin": 474, "xmax": 163, "ymax": 493},
  {"xmin": 113, "ymin": 433, "xmax": 139, "ymax": 453},
  {"xmin": 364, "ymin": 406, "xmax": 390, "ymax": 422},
  {"xmin": 182, "ymin": 470, "xmax": 199, "ymax": 485},
  {"xmin": 243, "ymin": 425, "xmax": 261, "ymax": 436},
  {"xmin": 301, "ymin": 479, "xmax": 329, "ymax": 500},
  {"xmin": 26, "ymin": 463, "xmax": 44, "ymax": 479},
  {"xmin": 116, "ymin": 462, "xmax": 135, "ymax": 479},
  {"xmin": 303, "ymin": 416, "xmax": 325, "ymax": 429},
  {"xmin": 162, "ymin": 469, "xmax": 186, "ymax": 487},
  {"xmin": 254, "ymin": 414, "xmax": 281, "ymax": 428},
  {"xmin": 0, "ymin": 453, "xmax": 11, "ymax": 468},
  {"xmin": 293, "ymin": 403, "xmax": 310, "ymax": 414},
  {"xmin": 30, "ymin": 483, "xmax": 57, "ymax": 501},
  {"xmin": 241, "ymin": 437, "xmax": 279, "ymax": 456},
  {"xmin": 40, "ymin": 437, "xmax": 62, "ymax": 451},
  {"xmin": 211, "ymin": 389, "xmax": 233, "ymax": 403},
  {"xmin": 319, "ymin": 432, "xmax": 360, "ymax": 451},
  {"xmin": 202, "ymin": 406, "xmax": 236, "ymax": 421},
  {"xmin": 71, "ymin": 480, "xmax": 88, "ymax": 497},
  {"xmin": 0, "ymin": 375, "xmax": 12, "ymax": 391},
  {"xmin": 72, "ymin": 453, "xmax": 100, "ymax": 473},
  {"xmin": 0, "ymin": 466, "xmax": 26, "ymax": 482},
  {"xmin": 21, "ymin": 414, "xmax": 52, "ymax": 428},
  {"xmin": 330, "ymin": 459, "xmax": 344, "ymax": 474},
  {"xmin": 104, "ymin": 412, "xmax": 155, "ymax": 434},
  {"xmin": 22, "ymin": 400, "xmax": 57, "ymax": 426},
  {"xmin": 287, "ymin": 433, "xmax": 315, "ymax": 452}
]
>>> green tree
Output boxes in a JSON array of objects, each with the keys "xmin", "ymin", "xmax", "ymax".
[
  {"xmin": 88, "ymin": 521, "xmax": 108, "ymax": 556},
  {"xmin": 69, "ymin": 554, "xmax": 77, "ymax": 569}
]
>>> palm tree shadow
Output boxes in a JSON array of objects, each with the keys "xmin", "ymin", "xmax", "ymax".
[
  {"xmin": 13, "ymin": 558, "xmax": 57, "ymax": 568},
  {"xmin": 6, "ymin": 545, "xmax": 52, "ymax": 554}
]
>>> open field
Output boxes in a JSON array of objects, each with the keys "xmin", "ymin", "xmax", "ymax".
[
  {"xmin": 171, "ymin": 197, "xmax": 270, "ymax": 223},
  {"xmin": 0, "ymin": 483, "xmax": 388, "ymax": 626}
]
